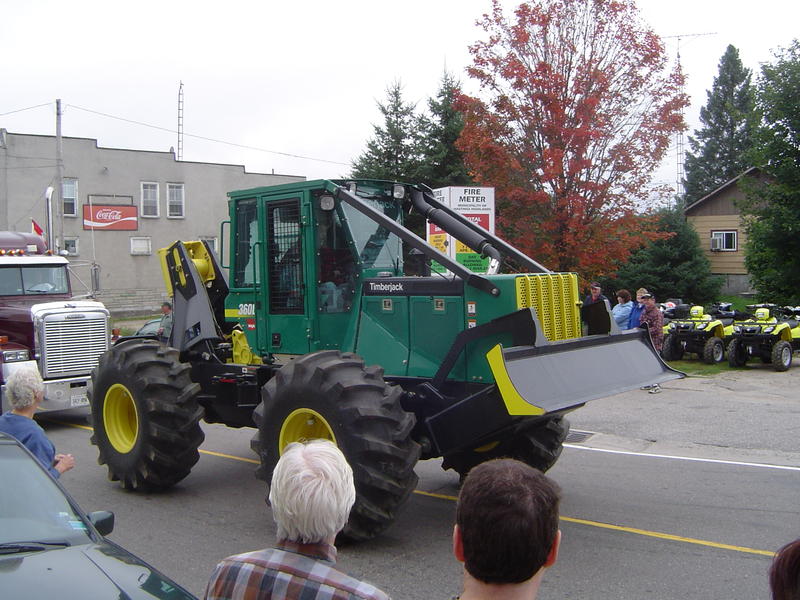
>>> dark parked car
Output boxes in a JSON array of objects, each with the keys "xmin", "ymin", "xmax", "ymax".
[
  {"xmin": 0, "ymin": 432, "xmax": 197, "ymax": 599},
  {"xmin": 135, "ymin": 318, "xmax": 161, "ymax": 337}
]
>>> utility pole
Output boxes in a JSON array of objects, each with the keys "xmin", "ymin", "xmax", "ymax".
[
  {"xmin": 55, "ymin": 98, "xmax": 64, "ymax": 253},
  {"xmin": 662, "ymin": 32, "xmax": 716, "ymax": 201}
]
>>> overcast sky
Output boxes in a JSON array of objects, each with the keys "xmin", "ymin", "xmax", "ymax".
[{"xmin": 2, "ymin": 0, "xmax": 798, "ymax": 194}]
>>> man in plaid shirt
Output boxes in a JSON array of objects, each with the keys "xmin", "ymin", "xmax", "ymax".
[{"xmin": 204, "ymin": 440, "xmax": 389, "ymax": 600}]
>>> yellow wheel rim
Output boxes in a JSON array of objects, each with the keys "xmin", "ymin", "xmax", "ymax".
[
  {"xmin": 103, "ymin": 383, "xmax": 139, "ymax": 454},
  {"xmin": 279, "ymin": 408, "xmax": 336, "ymax": 454}
]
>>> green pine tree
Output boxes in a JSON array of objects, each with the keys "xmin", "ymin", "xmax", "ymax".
[
  {"xmin": 740, "ymin": 41, "xmax": 800, "ymax": 304},
  {"xmin": 684, "ymin": 45, "xmax": 757, "ymax": 204},
  {"xmin": 602, "ymin": 207, "xmax": 723, "ymax": 305},
  {"xmin": 351, "ymin": 81, "xmax": 423, "ymax": 181},
  {"xmin": 416, "ymin": 72, "xmax": 472, "ymax": 189}
]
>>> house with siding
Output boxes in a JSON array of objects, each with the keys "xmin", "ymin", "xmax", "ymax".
[
  {"xmin": 683, "ymin": 167, "xmax": 766, "ymax": 295},
  {"xmin": 0, "ymin": 130, "xmax": 304, "ymax": 314}
]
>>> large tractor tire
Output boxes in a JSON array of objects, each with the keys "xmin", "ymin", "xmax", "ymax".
[
  {"xmin": 442, "ymin": 415, "xmax": 569, "ymax": 479},
  {"xmin": 771, "ymin": 340, "xmax": 793, "ymax": 372},
  {"xmin": 251, "ymin": 351, "xmax": 420, "ymax": 542},
  {"xmin": 727, "ymin": 338, "xmax": 748, "ymax": 367},
  {"xmin": 661, "ymin": 333, "xmax": 682, "ymax": 361},
  {"xmin": 90, "ymin": 340, "xmax": 205, "ymax": 490},
  {"xmin": 702, "ymin": 336, "xmax": 725, "ymax": 364}
]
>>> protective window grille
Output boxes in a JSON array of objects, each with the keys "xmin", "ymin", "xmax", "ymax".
[{"xmin": 268, "ymin": 200, "xmax": 304, "ymax": 314}]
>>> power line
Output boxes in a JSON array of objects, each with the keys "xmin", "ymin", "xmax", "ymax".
[
  {"xmin": 65, "ymin": 103, "xmax": 350, "ymax": 167},
  {"xmin": 0, "ymin": 102, "xmax": 53, "ymax": 117}
]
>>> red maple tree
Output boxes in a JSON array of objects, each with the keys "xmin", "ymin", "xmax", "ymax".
[{"xmin": 456, "ymin": 0, "xmax": 687, "ymax": 279}]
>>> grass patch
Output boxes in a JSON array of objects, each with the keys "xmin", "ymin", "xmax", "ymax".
[
  {"xmin": 717, "ymin": 294, "xmax": 754, "ymax": 312},
  {"xmin": 665, "ymin": 359, "xmax": 736, "ymax": 377}
]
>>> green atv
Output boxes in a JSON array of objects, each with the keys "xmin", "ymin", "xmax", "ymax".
[
  {"xmin": 727, "ymin": 304, "xmax": 800, "ymax": 371},
  {"xmin": 661, "ymin": 303, "xmax": 735, "ymax": 364}
]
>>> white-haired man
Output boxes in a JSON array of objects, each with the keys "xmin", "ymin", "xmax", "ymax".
[
  {"xmin": 0, "ymin": 366, "xmax": 75, "ymax": 478},
  {"xmin": 204, "ymin": 440, "xmax": 389, "ymax": 600}
]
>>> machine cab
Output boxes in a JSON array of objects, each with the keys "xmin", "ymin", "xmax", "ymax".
[{"xmin": 226, "ymin": 180, "xmax": 406, "ymax": 360}]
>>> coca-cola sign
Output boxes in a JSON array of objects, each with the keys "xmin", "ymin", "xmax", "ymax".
[{"xmin": 83, "ymin": 205, "xmax": 138, "ymax": 230}]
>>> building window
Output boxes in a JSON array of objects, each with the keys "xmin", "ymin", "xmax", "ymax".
[
  {"xmin": 141, "ymin": 182, "xmax": 159, "ymax": 217},
  {"xmin": 63, "ymin": 237, "xmax": 79, "ymax": 256},
  {"xmin": 130, "ymin": 237, "xmax": 152, "ymax": 255},
  {"xmin": 63, "ymin": 178, "xmax": 78, "ymax": 216},
  {"xmin": 711, "ymin": 230, "xmax": 737, "ymax": 252},
  {"xmin": 167, "ymin": 183, "xmax": 185, "ymax": 218},
  {"xmin": 200, "ymin": 236, "xmax": 217, "ymax": 254}
]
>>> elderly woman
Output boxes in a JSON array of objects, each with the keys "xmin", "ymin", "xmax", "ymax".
[{"xmin": 0, "ymin": 367, "xmax": 74, "ymax": 478}]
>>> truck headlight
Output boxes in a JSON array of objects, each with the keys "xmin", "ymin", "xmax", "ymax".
[{"xmin": 2, "ymin": 349, "xmax": 30, "ymax": 362}]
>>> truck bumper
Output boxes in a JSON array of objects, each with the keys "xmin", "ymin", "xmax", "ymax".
[{"xmin": 1, "ymin": 360, "xmax": 92, "ymax": 413}]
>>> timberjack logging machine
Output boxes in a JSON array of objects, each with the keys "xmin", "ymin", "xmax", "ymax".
[{"xmin": 89, "ymin": 180, "xmax": 682, "ymax": 540}]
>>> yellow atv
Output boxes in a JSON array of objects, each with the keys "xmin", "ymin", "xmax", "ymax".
[
  {"xmin": 727, "ymin": 304, "xmax": 800, "ymax": 371},
  {"xmin": 661, "ymin": 304, "xmax": 734, "ymax": 364}
]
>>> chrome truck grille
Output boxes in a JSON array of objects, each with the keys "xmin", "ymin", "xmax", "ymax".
[{"xmin": 41, "ymin": 315, "xmax": 109, "ymax": 378}]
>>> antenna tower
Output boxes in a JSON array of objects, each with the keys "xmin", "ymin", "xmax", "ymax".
[
  {"xmin": 177, "ymin": 81, "xmax": 184, "ymax": 161},
  {"xmin": 662, "ymin": 32, "xmax": 716, "ymax": 200}
]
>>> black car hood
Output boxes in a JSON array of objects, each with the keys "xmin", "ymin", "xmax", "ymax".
[{"xmin": 0, "ymin": 540, "xmax": 195, "ymax": 599}]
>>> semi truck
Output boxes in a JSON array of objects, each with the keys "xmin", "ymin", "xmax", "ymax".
[{"xmin": 0, "ymin": 231, "xmax": 109, "ymax": 413}]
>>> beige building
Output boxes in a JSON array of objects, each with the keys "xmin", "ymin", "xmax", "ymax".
[
  {"xmin": 0, "ymin": 130, "xmax": 304, "ymax": 314},
  {"xmin": 684, "ymin": 167, "xmax": 766, "ymax": 295}
]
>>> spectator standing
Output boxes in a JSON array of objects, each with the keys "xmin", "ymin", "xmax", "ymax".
[
  {"xmin": 157, "ymin": 301, "xmax": 173, "ymax": 344},
  {"xmin": 770, "ymin": 538, "xmax": 800, "ymax": 600},
  {"xmin": 611, "ymin": 289, "xmax": 633, "ymax": 329},
  {"xmin": 0, "ymin": 367, "xmax": 75, "ymax": 478},
  {"xmin": 453, "ymin": 458, "xmax": 561, "ymax": 600},
  {"xmin": 627, "ymin": 288, "xmax": 649, "ymax": 329},
  {"xmin": 639, "ymin": 292, "xmax": 665, "ymax": 394},
  {"xmin": 582, "ymin": 282, "xmax": 608, "ymax": 307},
  {"xmin": 204, "ymin": 440, "xmax": 388, "ymax": 600}
]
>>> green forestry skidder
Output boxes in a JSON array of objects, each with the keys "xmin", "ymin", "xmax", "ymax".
[{"xmin": 89, "ymin": 179, "xmax": 681, "ymax": 540}]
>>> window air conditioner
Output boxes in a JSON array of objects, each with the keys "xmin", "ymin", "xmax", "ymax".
[{"xmin": 710, "ymin": 237, "xmax": 721, "ymax": 251}]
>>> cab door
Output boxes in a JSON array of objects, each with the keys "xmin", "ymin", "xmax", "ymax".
[{"xmin": 264, "ymin": 195, "xmax": 311, "ymax": 355}]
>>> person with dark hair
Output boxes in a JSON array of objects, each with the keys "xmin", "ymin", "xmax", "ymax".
[
  {"xmin": 582, "ymin": 282, "xmax": 607, "ymax": 307},
  {"xmin": 157, "ymin": 301, "xmax": 173, "ymax": 344},
  {"xmin": 453, "ymin": 459, "xmax": 561, "ymax": 600},
  {"xmin": 770, "ymin": 538, "xmax": 800, "ymax": 600},
  {"xmin": 612, "ymin": 289, "xmax": 633, "ymax": 329}
]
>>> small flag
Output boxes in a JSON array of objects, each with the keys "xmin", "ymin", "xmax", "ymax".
[{"xmin": 31, "ymin": 219, "xmax": 45, "ymax": 237}]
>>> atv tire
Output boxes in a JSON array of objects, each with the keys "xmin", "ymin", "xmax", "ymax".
[
  {"xmin": 442, "ymin": 415, "xmax": 569, "ymax": 479},
  {"xmin": 251, "ymin": 351, "xmax": 420, "ymax": 542},
  {"xmin": 661, "ymin": 333, "xmax": 682, "ymax": 361},
  {"xmin": 90, "ymin": 340, "xmax": 204, "ymax": 490},
  {"xmin": 727, "ymin": 339, "xmax": 748, "ymax": 367},
  {"xmin": 702, "ymin": 337, "xmax": 725, "ymax": 364},
  {"xmin": 772, "ymin": 340, "xmax": 793, "ymax": 372}
]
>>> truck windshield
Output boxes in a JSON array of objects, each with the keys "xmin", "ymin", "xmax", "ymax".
[
  {"xmin": 340, "ymin": 199, "xmax": 403, "ymax": 271},
  {"xmin": 0, "ymin": 265, "xmax": 69, "ymax": 296}
]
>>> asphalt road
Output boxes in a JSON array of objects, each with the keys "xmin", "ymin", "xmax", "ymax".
[{"xmin": 41, "ymin": 363, "xmax": 799, "ymax": 599}]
